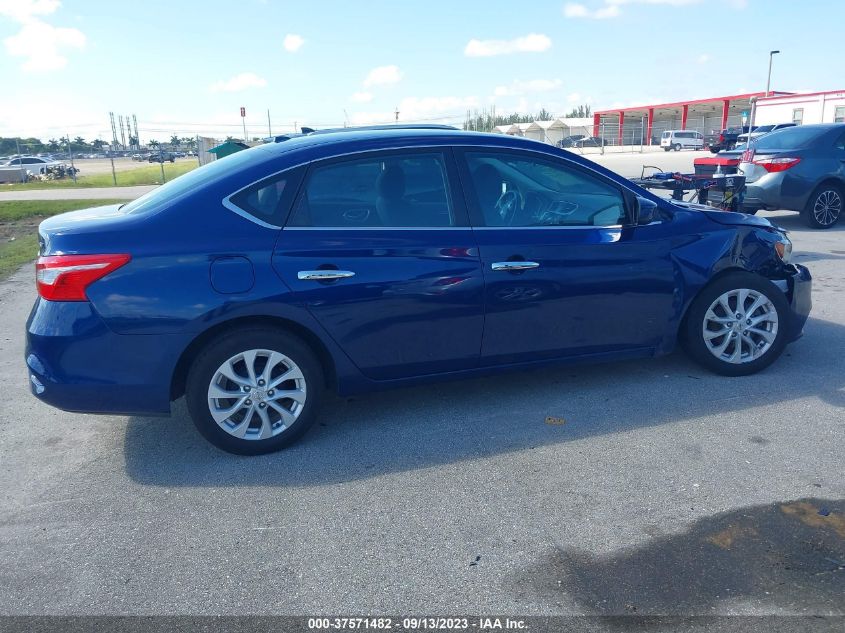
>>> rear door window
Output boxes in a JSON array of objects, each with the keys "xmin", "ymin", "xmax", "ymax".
[{"xmin": 287, "ymin": 152, "xmax": 458, "ymax": 227}]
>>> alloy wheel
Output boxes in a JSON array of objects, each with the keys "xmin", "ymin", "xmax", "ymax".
[
  {"xmin": 813, "ymin": 190, "xmax": 842, "ymax": 227},
  {"xmin": 207, "ymin": 349, "xmax": 306, "ymax": 440},
  {"xmin": 702, "ymin": 288, "xmax": 779, "ymax": 364}
]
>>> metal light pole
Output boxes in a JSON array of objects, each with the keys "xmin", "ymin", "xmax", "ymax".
[{"xmin": 765, "ymin": 50, "xmax": 780, "ymax": 97}]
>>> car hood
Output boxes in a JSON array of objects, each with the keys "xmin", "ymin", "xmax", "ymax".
[{"xmin": 669, "ymin": 200, "xmax": 776, "ymax": 228}]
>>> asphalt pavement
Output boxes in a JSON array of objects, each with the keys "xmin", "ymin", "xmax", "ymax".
[{"xmin": 0, "ymin": 210, "xmax": 843, "ymax": 617}]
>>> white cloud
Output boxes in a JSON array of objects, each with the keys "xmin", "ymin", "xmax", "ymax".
[
  {"xmin": 209, "ymin": 72, "xmax": 267, "ymax": 93},
  {"xmin": 282, "ymin": 33, "xmax": 304, "ymax": 52},
  {"xmin": 464, "ymin": 33, "xmax": 551, "ymax": 57},
  {"xmin": 494, "ymin": 78, "xmax": 562, "ymax": 97},
  {"xmin": 363, "ymin": 64, "xmax": 403, "ymax": 87},
  {"xmin": 697, "ymin": 53, "xmax": 710, "ymax": 64},
  {"xmin": 350, "ymin": 91, "xmax": 373, "ymax": 103},
  {"xmin": 1, "ymin": 0, "xmax": 86, "ymax": 72},
  {"xmin": 0, "ymin": 0, "xmax": 61, "ymax": 21},
  {"xmin": 566, "ymin": 0, "xmax": 721, "ymax": 19},
  {"xmin": 563, "ymin": 2, "xmax": 619, "ymax": 18},
  {"xmin": 567, "ymin": 92, "xmax": 582, "ymax": 103}
]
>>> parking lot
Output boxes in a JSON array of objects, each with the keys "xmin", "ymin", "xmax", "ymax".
[{"xmin": 1, "ymin": 149, "xmax": 843, "ymax": 617}]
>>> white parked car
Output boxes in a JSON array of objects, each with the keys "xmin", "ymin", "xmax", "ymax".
[
  {"xmin": 660, "ymin": 130, "xmax": 705, "ymax": 151},
  {"xmin": 736, "ymin": 123, "xmax": 797, "ymax": 145},
  {"xmin": 4, "ymin": 155, "xmax": 64, "ymax": 175}
]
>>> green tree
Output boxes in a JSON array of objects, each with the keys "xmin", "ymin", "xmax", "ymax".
[
  {"xmin": 149, "ymin": 140, "xmax": 160, "ymax": 149},
  {"xmin": 170, "ymin": 134, "xmax": 181, "ymax": 149},
  {"xmin": 47, "ymin": 138, "xmax": 60, "ymax": 151},
  {"xmin": 73, "ymin": 136, "xmax": 87, "ymax": 148},
  {"xmin": 92, "ymin": 139, "xmax": 106, "ymax": 150},
  {"xmin": 128, "ymin": 135, "xmax": 138, "ymax": 149}
]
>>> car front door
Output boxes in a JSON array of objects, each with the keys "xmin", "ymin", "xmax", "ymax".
[
  {"xmin": 456, "ymin": 147, "xmax": 679, "ymax": 365},
  {"xmin": 272, "ymin": 148, "xmax": 484, "ymax": 380}
]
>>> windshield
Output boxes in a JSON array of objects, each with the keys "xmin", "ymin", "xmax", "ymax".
[
  {"xmin": 752, "ymin": 125, "xmax": 775, "ymax": 133},
  {"xmin": 751, "ymin": 126, "xmax": 827, "ymax": 151},
  {"xmin": 121, "ymin": 147, "xmax": 270, "ymax": 215}
]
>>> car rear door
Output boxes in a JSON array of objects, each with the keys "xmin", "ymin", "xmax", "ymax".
[
  {"xmin": 272, "ymin": 148, "xmax": 484, "ymax": 380},
  {"xmin": 455, "ymin": 147, "xmax": 678, "ymax": 365}
]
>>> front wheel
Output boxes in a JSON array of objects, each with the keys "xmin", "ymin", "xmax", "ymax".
[
  {"xmin": 683, "ymin": 272, "xmax": 789, "ymax": 376},
  {"xmin": 663, "ymin": 147, "xmax": 670, "ymax": 152},
  {"xmin": 674, "ymin": 143, "xmax": 682, "ymax": 152},
  {"xmin": 801, "ymin": 184, "xmax": 842, "ymax": 229},
  {"xmin": 185, "ymin": 328, "xmax": 323, "ymax": 454}
]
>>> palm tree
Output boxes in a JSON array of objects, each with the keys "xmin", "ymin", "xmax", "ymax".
[
  {"xmin": 92, "ymin": 139, "xmax": 106, "ymax": 150},
  {"xmin": 170, "ymin": 134, "xmax": 181, "ymax": 149},
  {"xmin": 73, "ymin": 136, "xmax": 86, "ymax": 148},
  {"xmin": 47, "ymin": 138, "xmax": 60, "ymax": 152},
  {"xmin": 149, "ymin": 140, "xmax": 160, "ymax": 149}
]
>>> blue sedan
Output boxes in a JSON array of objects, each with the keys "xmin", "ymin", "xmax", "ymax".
[{"xmin": 26, "ymin": 126, "xmax": 812, "ymax": 454}]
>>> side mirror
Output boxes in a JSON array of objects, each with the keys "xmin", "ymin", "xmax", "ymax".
[{"xmin": 634, "ymin": 196, "xmax": 660, "ymax": 225}]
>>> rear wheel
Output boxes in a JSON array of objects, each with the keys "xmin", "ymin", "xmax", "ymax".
[
  {"xmin": 185, "ymin": 328, "xmax": 323, "ymax": 454},
  {"xmin": 683, "ymin": 272, "xmax": 789, "ymax": 376},
  {"xmin": 801, "ymin": 184, "xmax": 842, "ymax": 229}
]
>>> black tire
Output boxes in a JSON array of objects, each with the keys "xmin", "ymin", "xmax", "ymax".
[
  {"xmin": 674, "ymin": 143, "xmax": 682, "ymax": 152},
  {"xmin": 800, "ymin": 183, "xmax": 843, "ymax": 229},
  {"xmin": 682, "ymin": 272, "xmax": 790, "ymax": 377},
  {"xmin": 185, "ymin": 327, "xmax": 323, "ymax": 455},
  {"xmin": 663, "ymin": 147, "xmax": 670, "ymax": 152}
]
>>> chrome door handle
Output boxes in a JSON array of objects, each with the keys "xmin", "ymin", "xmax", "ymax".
[
  {"xmin": 491, "ymin": 261, "xmax": 540, "ymax": 272},
  {"xmin": 297, "ymin": 270, "xmax": 356, "ymax": 281}
]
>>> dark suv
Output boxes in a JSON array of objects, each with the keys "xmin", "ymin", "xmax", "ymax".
[{"xmin": 709, "ymin": 126, "xmax": 756, "ymax": 153}]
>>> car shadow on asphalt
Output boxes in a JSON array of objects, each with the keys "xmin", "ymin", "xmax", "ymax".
[
  {"xmin": 510, "ymin": 497, "xmax": 845, "ymax": 616},
  {"xmin": 123, "ymin": 316, "xmax": 845, "ymax": 488}
]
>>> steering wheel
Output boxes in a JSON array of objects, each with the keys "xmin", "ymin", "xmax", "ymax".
[{"xmin": 495, "ymin": 190, "xmax": 521, "ymax": 225}]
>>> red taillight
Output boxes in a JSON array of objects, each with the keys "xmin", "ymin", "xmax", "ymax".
[
  {"xmin": 36, "ymin": 253, "xmax": 131, "ymax": 301},
  {"xmin": 752, "ymin": 157, "xmax": 801, "ymax": 173},
  {"xmin": 741, "ymin": 148, "xmax": 755, "ymax": 163},
  {"xmin": 718, "ymin": 133, "xmax": 725, "ymax": 143}
]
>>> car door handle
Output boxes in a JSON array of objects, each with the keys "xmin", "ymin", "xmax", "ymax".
[
  {"xmin": 491, "ymin": 261, "xmax": 540, "ymax": 272},
  {"xmin": 297, "ymin": 270, "xmax": 356, "ymax": 281}
]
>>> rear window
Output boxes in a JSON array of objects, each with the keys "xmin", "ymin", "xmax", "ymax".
[
  {"xmin": 121, "ymin": 147, "xmax": 269, "ymax": 216},
  {"xmin": 752, "ymin": 126, "xmax": 828, "ymax": 150}
]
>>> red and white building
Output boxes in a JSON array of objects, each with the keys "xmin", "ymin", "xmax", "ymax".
[
  {"xmin": 754, "ymin": 90, "xmax": 845, "ymax": 126},
  {"xmin": 592, "ymin": 92, "xmax": 793, "ymax": 146}
]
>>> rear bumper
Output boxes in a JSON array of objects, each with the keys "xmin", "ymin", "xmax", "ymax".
[
  {"xmin": 783, "ymin": 264, "xmax": 812, "ymax": 342},
  {"xmin": 25, "ymin": 299, "xmax": 177, "ymax": 416}
]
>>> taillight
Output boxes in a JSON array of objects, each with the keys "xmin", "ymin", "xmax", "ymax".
[
  {"xmin": 752, "ymin": 157, "xmax": 801, "ymax": 173},
  {"xmin": 718, "ymin": 134, "xmax": 725, "ymax": 143},
  {"xmin": 36, "ymin": 254, "xmax": 131, "ymax": 301}
]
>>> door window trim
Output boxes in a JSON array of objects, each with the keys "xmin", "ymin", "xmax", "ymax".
[
  {"xmin": 283, "ymin": 147, "xmax": 470, "ymax": 230},
  {"xmin": 452, "ymin": 146, "xmax": 634, "ymax": 229}
]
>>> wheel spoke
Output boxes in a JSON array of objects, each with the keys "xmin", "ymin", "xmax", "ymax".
[
  {"xmin": 218, "ymin": 363, "xmax": 251, "ymax": 389},
  {"xmin": 256, "ymin": 407, "xmax": 274, "ymax": 439},
  {"xmin": 728, "ymin": 337, "xmax": 742, "ymax": 363},
  {"xmin": 268, "ymin": 366, "xmax": 304, "ymax": 389},
  {"xmin": 704, "ymin": 328, "xmax": 729, "ymax": 341},
  {"xmin": 259, "ymin": 351, "xmax": 284, "ymax": 384},
  {"xmin": 268, "ymin": 401, "xmax": 296, "ymax": 428},
  {"xmin": 747, "ymin": 326, "xmax": 776, "ymax": 342},
  {"xmin": 209, "ymin": 383, "xmax": 244, "ymax": 399},
  {"xmin": 740, "ymin": 333, "xmax": 758, "ymax": 359},
  {"xmin": 270, "ymin": 388, "xmax": 306, "ymax": 404},
  {"xmin": 210, "ymin": 396, "xmax": 248, "ymax": 423},
  {"xmin": 241, "ymin": 350, "xmax": 259, "ymax": 385},
  {"xmin": 231, "ymin": 407, "xmax": 254, "ymax": 438}
]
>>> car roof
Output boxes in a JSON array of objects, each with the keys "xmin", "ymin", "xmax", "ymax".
[{"xmin": 255, "ymin": 125, "xmax": 556, "ymax": 156}]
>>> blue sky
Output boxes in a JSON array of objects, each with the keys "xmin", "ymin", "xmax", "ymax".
[{"xmin": 1, "ymin": 0, "xmax": 843, "ymax": 142}]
